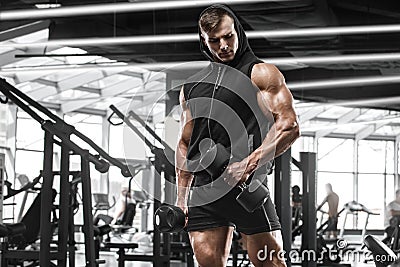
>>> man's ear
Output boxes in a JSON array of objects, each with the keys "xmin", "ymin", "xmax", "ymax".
[{"xmin": 200, "ymin": 34, "xmax": 207, "ymax": 45}]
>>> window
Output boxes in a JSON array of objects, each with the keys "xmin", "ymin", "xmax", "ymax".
[
  {"xmin": 318, "ymin": 138, "xmax": 354, "ymax": 172},
  {"xmin": 358, "ymin": 174, "xmax": 385, "ymax": 229},
  {"xmin": 358, "ymin": 140, "xmax": 393, "ymax": 174}
]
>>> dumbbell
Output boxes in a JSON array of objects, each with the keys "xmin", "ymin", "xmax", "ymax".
[
  {"xmin": 200, "ymin": 143, "xmax": 269, "ymax": 213},
  {"xmin": 154, "ymin": 205, "xmax": 186, "ymax": 233}
]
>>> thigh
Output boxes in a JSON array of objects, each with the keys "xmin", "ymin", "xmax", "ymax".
[
  {"xmin": 243, "ymin": 230, "xmax": 286, "ymax": 267},
  {"xmin": 189, "ymin": 226, "xmax": 234, "ymax": 267}
]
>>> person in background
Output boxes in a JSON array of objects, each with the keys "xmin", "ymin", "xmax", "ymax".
[
  {"xmin": 291, "ymin": 185, "xmax": 302, "ymax": 229},
  {"xmin": 383, "ymin": 189, "xmax": 400, "ymax": 244},
  {"xmin": 111, "ymin": 187, "xmax": 136, "ymax": 225},
  {"xmin": 317, "ymin": 183, "xmax": 339, "ymax": 239}
]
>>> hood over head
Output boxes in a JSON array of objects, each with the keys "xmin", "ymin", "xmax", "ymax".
[{"xmin": 198, "ymin": 4, "xmax": 260, "ymax": 69}]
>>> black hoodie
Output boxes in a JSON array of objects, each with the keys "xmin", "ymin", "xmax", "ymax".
[{"xmin": 183, "ymin": 5, "xmax": 272, "ymax": 186}]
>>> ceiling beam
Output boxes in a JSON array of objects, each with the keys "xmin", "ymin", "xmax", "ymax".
[
  {"xmin": 34, "ymin": 78, "xmax": 101, "ymax": 99},
  {"xmin": 61, "ymin": 77, "xmax": 142, "ymax": 113},
  {"xmin": 296, "ymin": 96, "xmax": 400, "ymax": 109},
  {"xmin": 38, "ymin": 101, "xmax": 107, "ymax": 116},
  {"xmin": 3, "ymin": 25, "xmax": 400, "ymax": 48},
  {"xmin": 57, "ymin": 70, "xmax": 104, "ymax": 91},
  {"xmin": 298, "ymin": 106, "xmax": 327, "ymax": 123},
  {"xmin": 288, "ymin": 75, "xmax": 400, "ymax": 91},
  {"xmin": 101, "ymin": 77, "xmax": 142, "ymax": 98},
  {"xmin": 315, "ymin": 109, "xmax": 364, "ymax": 139},
  {"xmin": 129, "ymin": 93, "xmax": 166, "ymax": 111},
  {"xmin": 13, "ymin": 58, "xmax": 60, "ymax": 83},
  {"xmin": 28, "ymin": 85, "xmax": 58, "ymax": 101},
  {"xmin": 355, "ymin": 121, "xmax": 390, "ymax": 141},
  {"xmin": 0, "ymin": 20, "xmax": 50, "ymax": 41},
  {"xmin": 301, "ymin": 131, "xmax": 397, "ymax": 142},
  {"xmin": 4, "ymin": 52, "xmax": 400, "ymax": 74},
  {"xmin": 0, "ymin": 49, "xmax": 25, "ymax": 66},
  {"xmin": 0, "ymin": 0, "xmax": 280, "ymax": 21}
]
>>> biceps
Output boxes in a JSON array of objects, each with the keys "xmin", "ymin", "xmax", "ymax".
[{"xmin": 258, "ymin": 85, "xmax": 297, "ymax": 126}]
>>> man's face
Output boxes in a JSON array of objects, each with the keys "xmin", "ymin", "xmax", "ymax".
[{"xmin": 201, "ymin": 15, "xmax": 239, "ymax": 63}]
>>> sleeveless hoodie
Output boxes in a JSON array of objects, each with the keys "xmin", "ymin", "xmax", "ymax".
[{"xmin": 183, "ymin": 4, "xmax": 273, "ymax": 187}]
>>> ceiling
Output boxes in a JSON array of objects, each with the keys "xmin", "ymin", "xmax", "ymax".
[
  {"xmin": 1, "ymin": 0, "xmax": 400, "ymax": 140},
  {"xmin": 1, "ymin": 0, "xmax": 400, "ymax": 110}
]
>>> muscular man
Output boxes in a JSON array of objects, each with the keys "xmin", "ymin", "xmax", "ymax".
[
  {"xmin": 175, "ymin": 4, "xmax": 299, "ymax": 267},
  {"xmin": 317, "ymin": 183, "xmax": 339, "ymax": 238}
]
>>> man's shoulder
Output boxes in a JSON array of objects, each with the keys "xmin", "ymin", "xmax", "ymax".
[
  {"xmin": 251, "ymin": 62, "xmax": 285, "ymax": 90},
  {"xmin": 327, "ymin": 192, "xmax": 339, "ymax": 200},
  {"xmin": 252, "ymin": 62, "xmax": 281, "ymax": 76}
]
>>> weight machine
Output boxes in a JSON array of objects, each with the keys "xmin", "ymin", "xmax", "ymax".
[
  {"xmin": 0, "ymin": 78, "xmax": 135, "ymax": 267},
  {"xmin": 107, "ymin": 104, "xmax": 178, "ymax": 267}
]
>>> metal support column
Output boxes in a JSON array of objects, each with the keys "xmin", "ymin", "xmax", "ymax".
[
  {"xmin": 101, "ymin": 116, "xmax": 110, "ymax": 194},
  {"xmin": 5, "ymin": 105, "xmax": 17, "ymax": 184},
  {"xmin": 300, "ymin": 152, "xmax": 317, "ymax": 267},
  {"xmin": 57, "ymin": 144, "xmax": 70, "ymax": 267},
  {"xmin": 395, "ymin": 137, "xmax": 400, "ymax": 190},
  {"xmin": 141, "ymin": 169, "xmax": 151, "ymax": 232},
  {"xmin": 353, "ymin": 140, "xmax": 359, "ymax": 229},
  {"xmin": 0, "ymin": 153, "xmax": 5, "ymax": 224},
  {"xmin": 39, "ymin": 130, "xmax": 55, "ymax": 267},
  {"xmin": 81, "ymin": 151, "xmax": 96, "ymax": 267},
  {"xmin": 274, "ymin": 149, "xmax": 292, "ymax": 266},
  {"xmin": 153, "ymin": 167, "xmax": 171, "ymax": 267}
]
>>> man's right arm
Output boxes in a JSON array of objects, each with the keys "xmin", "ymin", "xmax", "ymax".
[
  {"xmin": 175, "ymin": 87, "xmax": 194, "ymax": 211},
  {"xmin": 316, "ymin": 197, "xmax": 328, "ymax": 211}
]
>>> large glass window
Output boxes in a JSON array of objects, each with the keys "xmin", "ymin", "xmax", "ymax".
[
  {"xmin": 357, "ymin": 174, "xmax": 385, "ymax": 229},
  {"xmin": 358, "ymin": 140, "xmax": 393, "ymax": 174},
  {"xmin": 318, "ymin": 138, "xmax": 354, "ymax": 172}
]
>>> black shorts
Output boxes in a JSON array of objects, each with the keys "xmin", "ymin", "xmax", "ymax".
[
  {"xmin": 325, "ymin": 216, "xmax": 338, "ymax": 232},
  {"xmin": 186, "ymin": 176, "xmax": 281, "ymax": 235}
]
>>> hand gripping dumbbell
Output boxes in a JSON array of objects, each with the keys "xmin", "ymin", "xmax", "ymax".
[
  {"xmin": 154, "ymin": 205, "xmax": 186, "ymax": 233},
  {"xmin": 200, "ymin": 143, "xmax": 270, "ymax": 213}
]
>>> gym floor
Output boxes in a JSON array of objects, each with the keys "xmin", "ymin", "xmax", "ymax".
[
  {"xmin": 28, "ymin": 233, "xmax": 397, "ymax": 266},
  {"xmin": 72, "ymin": 251, "xmax": 380, "ymax": 267},
  {"xmin": 75, "ymin": 251, "xmax": 187, "ymax": 267}
]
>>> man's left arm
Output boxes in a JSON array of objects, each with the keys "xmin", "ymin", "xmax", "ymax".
[{"xmin": 225, "ymin": 63, "xmax": 299, "ymax": 185}]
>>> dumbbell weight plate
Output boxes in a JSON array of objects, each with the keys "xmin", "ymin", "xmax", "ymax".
[
  {"xmin": 200, "ymin": 143, "xmax": 230, "ymax": 179},
  {"xmin": 236, "ymin": 179, "xmax": 270, "ymax": 213},
  {"xmin": 154, "ymin": 205, "xmax": 186, "ymax": 233}
]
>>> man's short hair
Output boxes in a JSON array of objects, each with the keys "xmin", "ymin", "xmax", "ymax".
[
  {"xmin": 326, "ymin": 183, "xmax": 332, "ymax": 190},
  {"xmin": 199, "ymin": 6, "xmax": 233, "ymax": 33}
]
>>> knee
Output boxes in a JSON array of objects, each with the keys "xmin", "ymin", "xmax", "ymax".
[{"xmin": 194, "ymin": 248, "xmax": 227, "ymax": 267}]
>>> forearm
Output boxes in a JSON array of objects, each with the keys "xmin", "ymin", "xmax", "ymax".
[
  {"xmin": 245, "ymin": 119, "xmax": 299, "ymax": 174},
  {"xmin": 316, "ymin": 202, "xmax": 326, "ymax": 211},
  {"xmin": 175, "ymin": 141, "xmax": 193, "ymax": 205}
]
